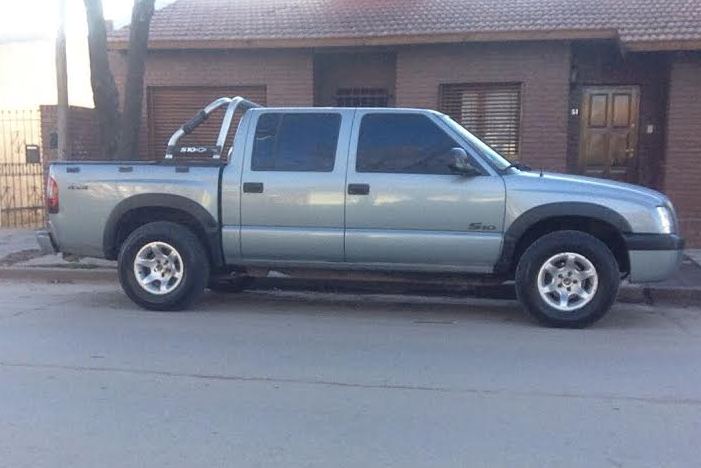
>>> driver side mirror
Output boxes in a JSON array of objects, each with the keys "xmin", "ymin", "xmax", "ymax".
[{"xmin": 446, "ymin": 147, "xmax": 481, "ymax": 177}]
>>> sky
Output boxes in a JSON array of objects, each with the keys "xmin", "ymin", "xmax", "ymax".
[
  {"xmin": 0, "ymin": 0, "xmax": 176, "ymax": 43},
  {"xmin": 0, "ymin": 0, "xmax": 176, "ymax": 108}
]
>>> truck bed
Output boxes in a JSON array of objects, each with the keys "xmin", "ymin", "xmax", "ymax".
[{"xmin": 48, "ymin": 161, "xmax": 222, "ymax": 259}]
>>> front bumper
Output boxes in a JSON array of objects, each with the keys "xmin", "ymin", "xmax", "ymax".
[
  {"xmin": 625, "ymin": 234, "xmax": 684, "ymax": 283},
  {"xmin": 36, "ymin": 229, "xmax": 58, "ymax": 255}
]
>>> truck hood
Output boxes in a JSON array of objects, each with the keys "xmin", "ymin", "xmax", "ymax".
[{"xmin": 508, "ymin": 170, "xmax": 669, "ymax": 208}]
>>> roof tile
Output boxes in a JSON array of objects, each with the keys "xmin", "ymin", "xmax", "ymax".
[{"xmin": 109, "ymin": 0, "xmax": 701, "ymax": 48}]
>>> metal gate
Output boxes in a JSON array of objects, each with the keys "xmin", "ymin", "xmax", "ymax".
[{"xmin": 0, "ymin": 109, "xmax": 46, "ymax": 228}]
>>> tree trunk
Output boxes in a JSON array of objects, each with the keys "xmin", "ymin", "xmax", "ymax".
[
  {"xmin": 116, "ymin": 0, "xmax": 155, "ymax": 159},
  {"xmin": 83, "ymin": 0, "xmax": 120, "ymax": 159}
]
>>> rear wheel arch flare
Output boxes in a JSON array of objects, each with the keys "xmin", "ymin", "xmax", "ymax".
[{"xmin": 103, "ymin": 194, "xmax": 221, "ymax": 267}]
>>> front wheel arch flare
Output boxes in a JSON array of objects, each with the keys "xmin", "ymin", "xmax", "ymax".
[{"xmin": 494, "ymin": 202, "xmax": 632, "ymax": 275}]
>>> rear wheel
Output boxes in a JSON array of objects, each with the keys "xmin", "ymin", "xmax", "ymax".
[
  {"xmin": 515, "ymin": 230, "xmax": 620, "ymax": 328},
  {"xmin": 118, "ymin": 221, "xmax": 209, "ymax": 311}
]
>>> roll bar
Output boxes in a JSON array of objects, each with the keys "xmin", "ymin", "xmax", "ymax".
[{"xmin": 165, "ymin": 96, "xmax": 262, "ymax": 160}]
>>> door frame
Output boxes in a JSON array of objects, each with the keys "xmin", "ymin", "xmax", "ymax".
[
  {"xmin": 237, "ymin": 108, "xmax": 355, "ymax": 263},
  {"xmin": 342, "ymin": 109, "xmax": 506, "ymax": 272},
  {"xmin": 577, "ymin": 85, "xmax": 641, "ymax": 182}
]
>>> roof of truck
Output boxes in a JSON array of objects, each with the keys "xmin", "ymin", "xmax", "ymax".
[
  {"xmin": 108, "ymin": 0, "xmax": 701, "ymax": 51},
  {"xmin": 254, "ymin": 106, "xmax": 444, "ymax": 113}
]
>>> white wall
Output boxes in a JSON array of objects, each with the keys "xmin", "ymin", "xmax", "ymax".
[{"xmin": 0, "ymin": 38, "xmax": 93, "ymax": 109}]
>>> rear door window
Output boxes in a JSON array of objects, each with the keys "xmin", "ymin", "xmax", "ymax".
[
  {"xmin": 252, "ymin": 113, "xmax": 341, "ymax": 172},
  {"xmin": 356, "ymin": 114, "xmax": 459, "ymax": 175}
]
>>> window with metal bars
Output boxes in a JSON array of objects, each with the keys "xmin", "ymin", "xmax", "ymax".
[
  {"xmin": 439, "ymin": 83, "xmax": 521, "ymax": 160},
  {"xmin": 336, "ymin": 88, "xmax": 389, "ymax": 107}
]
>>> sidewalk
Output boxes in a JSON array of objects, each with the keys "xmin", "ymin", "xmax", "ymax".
[
  {"xmin": 0, "ymin": 229, "xmax": 116, "ymax": 269},
  {"xmin": 0, "ymin": 229, "xmax": 43, "ymax": 265},
  {"xmin": 1, "ymin": 228, "xmax": 700, "ymax": 306}
]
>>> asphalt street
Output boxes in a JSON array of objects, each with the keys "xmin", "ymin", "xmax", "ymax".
[{"xmin": 1, "ymin": 279, "xmax": 700, "ymax": 467}]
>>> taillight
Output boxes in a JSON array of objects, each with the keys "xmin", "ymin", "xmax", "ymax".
[{"xmin": 47, "ymin": 176, "xmax": 59, "ymax": 214}]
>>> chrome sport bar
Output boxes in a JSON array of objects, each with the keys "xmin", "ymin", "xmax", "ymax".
[{"xmin": 165, "ymin": 96, "xmax": 262, "ymax": 160}]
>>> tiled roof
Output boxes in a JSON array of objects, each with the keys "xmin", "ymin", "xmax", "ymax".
[{"xmin": 108, "ymin": 0, "xmax": 701, "ymax": 50}]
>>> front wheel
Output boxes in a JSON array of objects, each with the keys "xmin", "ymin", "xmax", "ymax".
[
  {"xmin": 515, "ymin": 230, "xmax": 620, "ymax": 328},
  {"xmin": 118, "ymin": 221, "xmax": 210, "ymax": 311}
]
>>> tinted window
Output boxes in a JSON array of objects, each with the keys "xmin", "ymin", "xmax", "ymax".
[
  {"xmin": 356, "ymin": 114, "xmax": 460, "ymax": 174},
  {"xmin": 252, "ymin": 113, "xmax": 341, "ymax": 172}
]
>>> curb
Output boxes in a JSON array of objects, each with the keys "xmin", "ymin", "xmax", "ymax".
[
  {"xmin": 0, "ymin": 267, "xmax": 117, "ymax": 283},
  {"xmin": 617, "ymin": 284, "xmax": 701, "ymax": 306},
  {"xmin": 1, "ymin": 266, "xmax": 700, "ymax": 307}
]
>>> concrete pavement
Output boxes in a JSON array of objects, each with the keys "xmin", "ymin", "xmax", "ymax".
[{"xmin": 1, "ymin": 279, "xmax": 701, "ymax": 467}]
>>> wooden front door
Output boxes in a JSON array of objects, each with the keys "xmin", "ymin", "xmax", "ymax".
[{"xmin": 579, "ymin": 86, "xmax": 640, "ymax": 182}]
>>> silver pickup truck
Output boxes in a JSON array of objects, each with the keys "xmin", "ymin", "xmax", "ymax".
[{"xmin": 37, "ymin": 97, "xmax": 684, "ymax": 327}]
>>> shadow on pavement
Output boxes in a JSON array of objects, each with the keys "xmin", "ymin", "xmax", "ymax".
[{"xmin": 42, "ymin": 277, "xmax": 690, "ymax": 331}]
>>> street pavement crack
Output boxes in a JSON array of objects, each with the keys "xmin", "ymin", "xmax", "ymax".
[
  {"xmin": 1, "ymin": 360, "xmax": 700, "ymax": 407},
  {"xmin": 0, "ymin": 293, "xmax": 80, "ymax": 321}
]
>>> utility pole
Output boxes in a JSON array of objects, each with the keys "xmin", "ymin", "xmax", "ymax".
[{"xmin": 55, "ymin": 0, "xmax": 69, "ymax": 161}]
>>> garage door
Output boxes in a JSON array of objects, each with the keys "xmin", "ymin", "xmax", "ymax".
[{"xmin": 147, "ymin": 86, "xmax": 267, "ymax": 159}]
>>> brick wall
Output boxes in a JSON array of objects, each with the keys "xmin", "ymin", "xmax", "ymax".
[
  {"xmin": 664, "ymin": 53, "xmax": 701, "ymax": 247},
  {"xmin": 313, "ymin": 52, "xmax": 397, "ymax": 106},
  {"xmin": 39, "ymin": 105, "xmax": 99, "ymax": 162},
  {"xmin": 116, "ymin": 43, "xmax": 571, "ymax": 166},
  {"xmin": 109, "ymin": 48, "xmax": 314, "ymax": 158},
  {"xmin": 395, "ymin": 41, "xmax": 571, "ymax": 171}
]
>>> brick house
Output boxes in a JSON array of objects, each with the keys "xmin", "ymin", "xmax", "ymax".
[{"xmin": 106, "ymin": 0, "xmax": 701, "ymax": 245}]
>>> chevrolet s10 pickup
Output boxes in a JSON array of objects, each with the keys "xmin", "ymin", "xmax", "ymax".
[{"xmin": 37, "ymin": 97, "xmax": 684, "ymax": 327}]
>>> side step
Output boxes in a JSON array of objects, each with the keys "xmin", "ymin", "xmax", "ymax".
[{"xmin": 215, "ymin": 267, "xmax": 506, "ymax": 287}]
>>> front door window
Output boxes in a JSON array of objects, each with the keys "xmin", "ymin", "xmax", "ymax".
[{"xmin": 355, "ymin": 113, "xmax": 460, "ymax": 175}]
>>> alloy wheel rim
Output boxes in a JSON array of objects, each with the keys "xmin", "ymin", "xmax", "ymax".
[
  {"xmin": 133, "ymin": 241, "xmax": 184, "ymax": 295},
  {"xmin": 537, "ymin": 252, "xmax": 598, "ymax": 312}
]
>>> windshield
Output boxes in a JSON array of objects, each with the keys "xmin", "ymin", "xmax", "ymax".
[{"xmin": 439, "ymin": 114, "xmax": 512, "ymax": 171}]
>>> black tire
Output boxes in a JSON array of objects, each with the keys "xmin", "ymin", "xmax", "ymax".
[
  {"xmin": 208, "ymin": 275, "xmax": 255, "ymax": 293},
  {"xmin": 118, "ymin": 221, "xmax": 210, "ymax": 311},
  {"xmin": 515, "ymin": 230, "xmax": 620, "ymax": 328}
]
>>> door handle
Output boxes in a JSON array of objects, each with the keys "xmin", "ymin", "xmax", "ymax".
[
  {"xmin": 243, "ymin": 182, "xmax": 264, "ymax": 193},
  {"xmin": 348, "ymin": 183, "xmax": 370, "ymax": 195}
]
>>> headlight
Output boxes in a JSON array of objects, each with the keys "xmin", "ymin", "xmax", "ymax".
[{"xmin": 655, "ymin": 206, "xmax": 674, "ymax": 234}]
